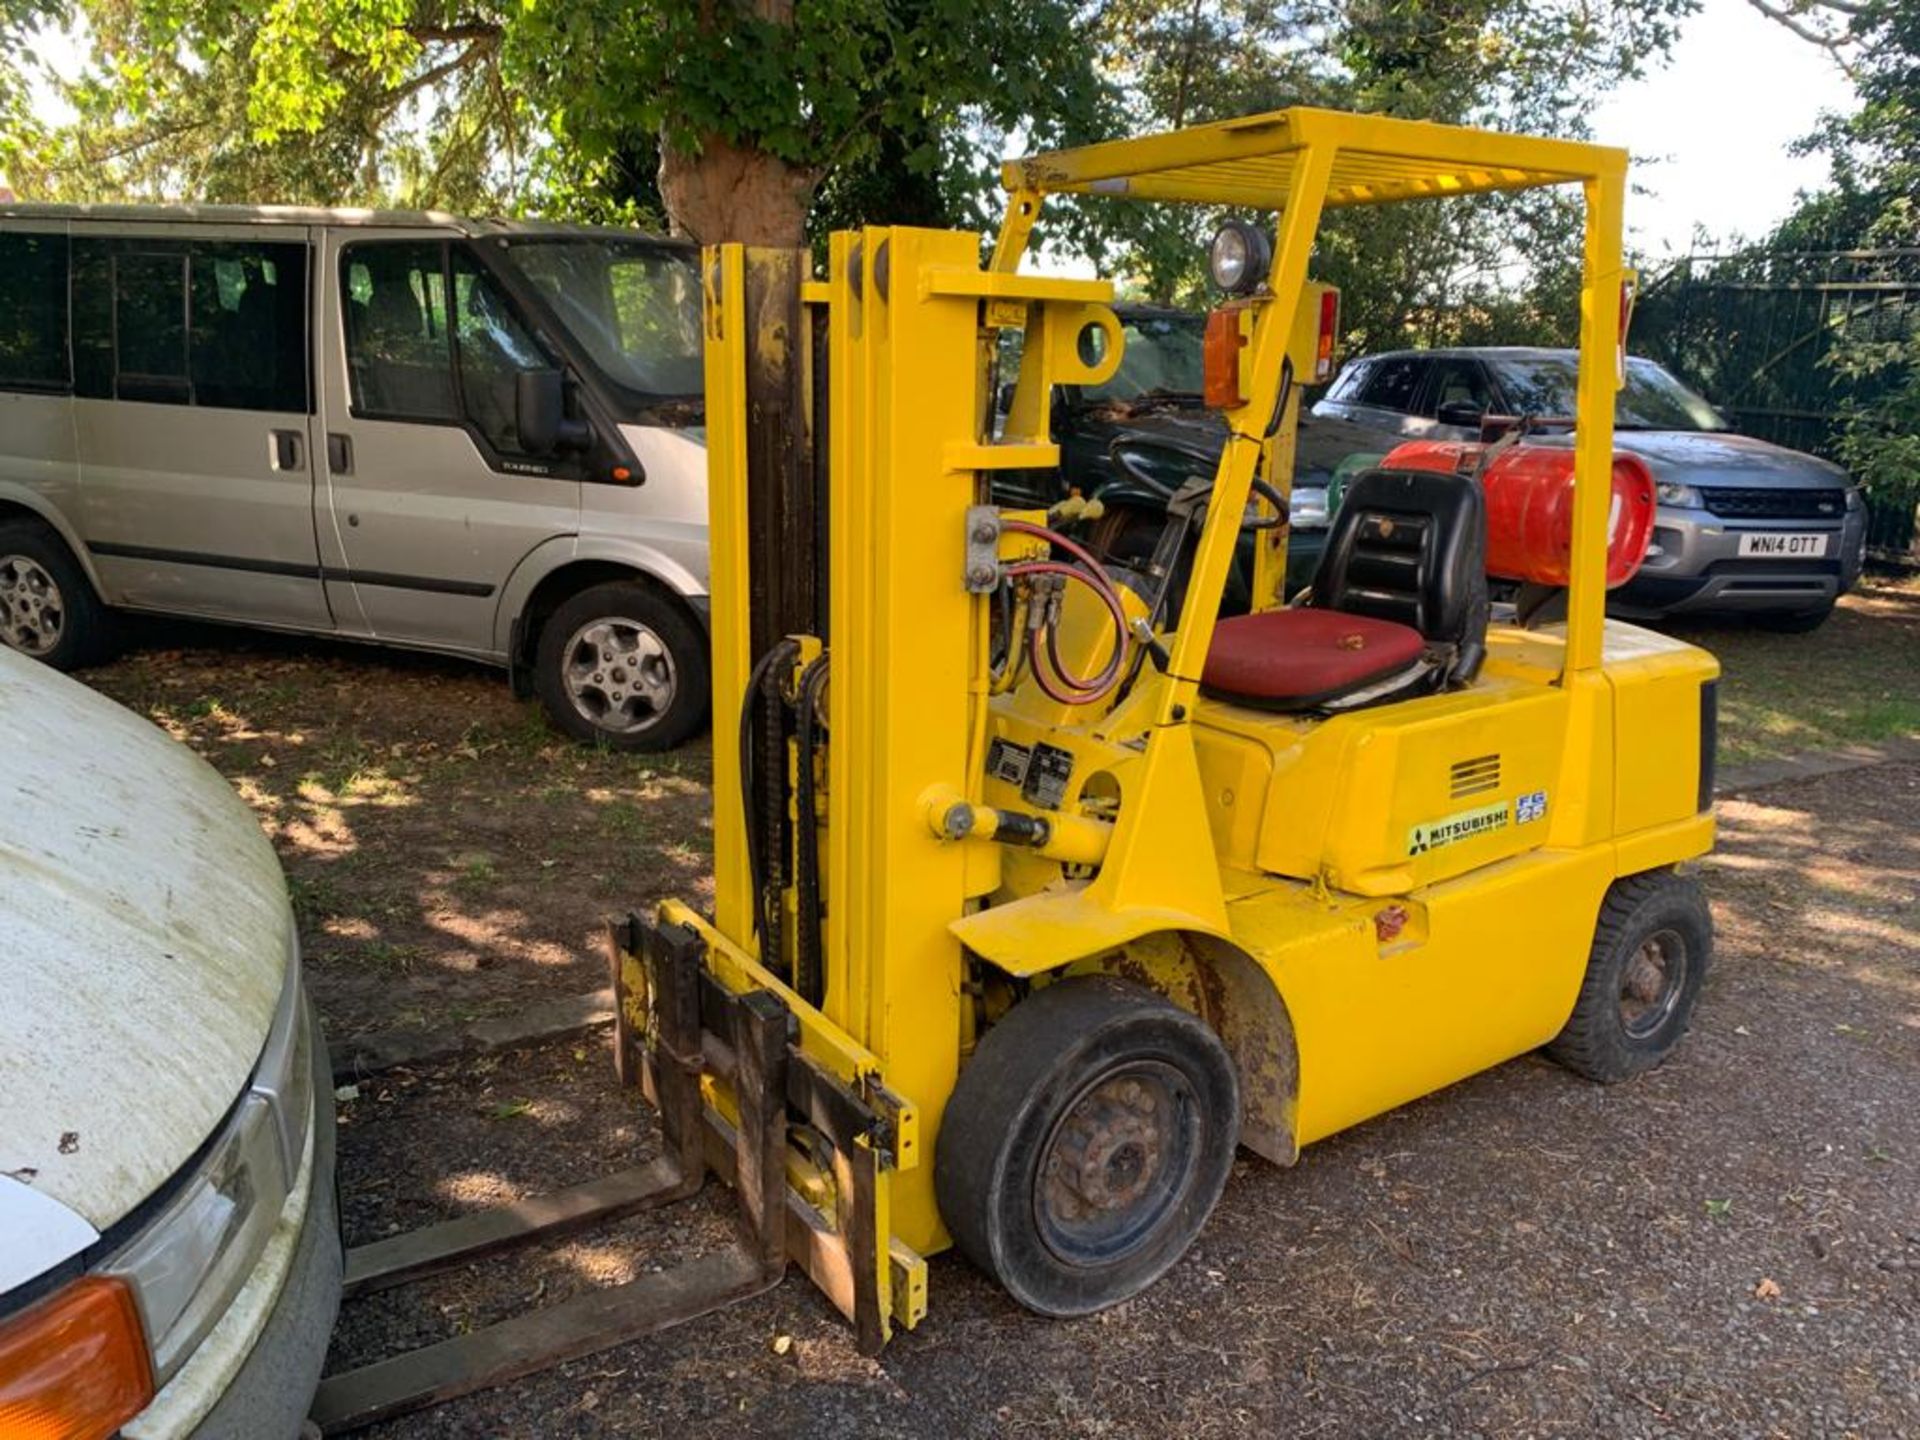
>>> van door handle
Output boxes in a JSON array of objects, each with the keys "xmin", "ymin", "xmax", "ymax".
[
  {"xmin": 327, "ymin": 433, "xmax": 353, "ymax": 475},
  {"xmin": 271, "ymin": 429, "xmax": 304, "ymax": 471}
]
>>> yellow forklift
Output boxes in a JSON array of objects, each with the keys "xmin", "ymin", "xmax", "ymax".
[{"xmin": 311, "ymin": 106, "xmax": 1718, "ymax": 1429}]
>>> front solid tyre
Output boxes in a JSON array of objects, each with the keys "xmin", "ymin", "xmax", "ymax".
[
  {"xmin": 533, "ymin": 581, "xmax": 709, "ymax": 751},
  {"xmin": 1547, "ymin": 870, "xmax": 1713, "ymax": 1084},
  {"xmin": 935, "ymin": 975, "xmax": 1239, "ymax": 1317},
  {"xmin": 0, "ymin": 517, "xmax": 115, "ymax": 670}
]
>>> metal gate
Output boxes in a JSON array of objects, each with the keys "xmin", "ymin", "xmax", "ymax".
[{"xmin": 1634, "ymin": 247, "xmax": 1919, "ymax": 554}]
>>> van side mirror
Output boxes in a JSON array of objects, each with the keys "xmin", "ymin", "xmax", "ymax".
[
  {"xmin": 1435, "ymin": 399, "xmax": 1484, "ymax": 429},
  {"xmin": 516, "ymin": 368, "xmax": 591, "ymax": 456}
]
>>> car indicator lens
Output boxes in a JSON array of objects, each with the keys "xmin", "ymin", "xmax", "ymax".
[{"xmin": 0, "ymin": 1277, "xmax": 154, "ymax": 1440}]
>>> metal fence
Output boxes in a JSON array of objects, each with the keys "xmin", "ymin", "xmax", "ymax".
[{"xmin": 1634, "ymin": 248, "xmax": 1919, "ymax": 553}]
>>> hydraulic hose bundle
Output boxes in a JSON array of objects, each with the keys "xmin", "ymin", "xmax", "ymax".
[{"xmin": 998, "ymin": 518, "xmax": 1134, "ymax": 708}]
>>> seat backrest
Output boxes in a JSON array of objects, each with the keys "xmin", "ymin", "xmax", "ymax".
[{"xmin": 1309, "ymin": 468, "xmax": 1489, "ymax": 683}]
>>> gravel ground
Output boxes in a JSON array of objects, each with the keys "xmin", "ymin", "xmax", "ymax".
[
  {"xmin": 321, "ymin": 760, "xmax": 1919, "ymax": 1440},
  {"xmin": 72, "ymin": 608, "xmax": 1918, "ymax": 1437}
]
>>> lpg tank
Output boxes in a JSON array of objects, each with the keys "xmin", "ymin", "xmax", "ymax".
[{"xmin": 1381, "ymin": 439, "xmax": 1656, "ymax": 588}]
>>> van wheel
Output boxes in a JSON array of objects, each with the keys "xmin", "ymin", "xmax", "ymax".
[
  {"xmin": 1547, "ymin": 870, "xmax": 1712, "ymax": 1084},
  {"xmin": 935, "ymin": 975, "xmax": 1239, "ymax": 1317},
  {"xmin": 1752, "ymin": 601, "xmax": 1834, "ymax": 634},
  {"xmin": 0, "ymin": 518, "xmax": 114, "ymax": 671},
  {"xmin": 533, "ymin": 581, "xmax": 708, "ymax": 751}
]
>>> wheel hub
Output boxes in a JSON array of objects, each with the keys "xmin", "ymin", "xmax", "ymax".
[
  {"xmin": 561, "ymin": 618, "xmax": 675, "ymax": 735},
  {"xmin": 1619, "ymin": 927, "xmax": 1686, "ymax": 1039},
  {"xmin": 1048, "ymin": 1081, "xmax": 1164, "ymax": 1213},
  {"xmin": 1036, "ymin": 1062, "xmax": 1195, "ymax": 1265},
  {"xmin": 0, "ymin": 554, "xmax": 65, "ymax": 657}
]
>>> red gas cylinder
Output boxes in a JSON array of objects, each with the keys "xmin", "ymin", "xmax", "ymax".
[{"xmin": 1380, "ymin": 439, "xmax": 1657, "ymax": 589}]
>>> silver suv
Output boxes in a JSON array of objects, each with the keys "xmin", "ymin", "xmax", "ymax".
[
  {"xmin": 1313, "ymin": 347, "xmax": 1869, "ymax": 630},
  {"xmin": 0, "ymin": 204, "xmax": 711, "ymax": 746}
]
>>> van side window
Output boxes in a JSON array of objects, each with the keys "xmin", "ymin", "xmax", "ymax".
[
  {"xmin": 451, "ymin": 248, "xmax": 553, "ymax": 455},
  {"xmin": 189, "ymin": 244, "xmax": 310, "ymax": 412},
  {"xmin": 115, "ymin": 251, "xmax": 191, "ymax": 404},
  {"xmin": 0, "ymin": 232, "xmax": 71, "ymax": 391},
  {"xmin": 66, "ymin": 238, "xmax": 309, "ymax": 410},
  {"xmin": 342, "ymin": 242, "xmax": 459, "ymax": 421}
]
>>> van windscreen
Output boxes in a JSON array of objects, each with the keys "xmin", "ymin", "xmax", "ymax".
[{"xmin": 501, "ymin": 240, "xmax": 702, "ymax": 408}]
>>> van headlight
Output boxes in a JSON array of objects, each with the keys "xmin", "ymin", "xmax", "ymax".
[{"xmin": 100, "ymin": 947, "xmax": 313, "ymax": 1384}]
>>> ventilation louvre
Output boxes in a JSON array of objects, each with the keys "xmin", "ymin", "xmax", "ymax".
[{"xmin": 1450, "ymin": 753, "xmax": 1501, "ymax": 798}]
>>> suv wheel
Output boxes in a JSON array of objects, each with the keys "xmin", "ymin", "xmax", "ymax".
[
  {"xmin": 533, "ymin": 581, "xmax": 708, "ymax": 750},
  {"xmin": 0, "ymin": 518, "xmax": 115, "ymax": 670}
]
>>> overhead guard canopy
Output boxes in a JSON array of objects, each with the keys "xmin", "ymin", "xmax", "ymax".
[{"xmin": 1003, "ymin": 106, "xmax": 1626, "ymax": 211}]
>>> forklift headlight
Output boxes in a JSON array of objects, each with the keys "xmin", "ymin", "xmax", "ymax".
[{"xmin": 1209, "ymin": 221, "xmax": 1271, "ymax": 296}]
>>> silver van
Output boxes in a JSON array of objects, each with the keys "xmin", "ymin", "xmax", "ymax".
[
  {"xmin": 1313, "ymin": 347, "xmax": 1870, "ymax": 631},
  {"xmin": 0, "ymin": 204, "xmax": 711, "ymax": 748}
]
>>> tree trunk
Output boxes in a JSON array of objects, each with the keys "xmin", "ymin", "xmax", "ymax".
[{"xmin": 658, "ymin": 129, "xmax": 817, "ymax": 246}]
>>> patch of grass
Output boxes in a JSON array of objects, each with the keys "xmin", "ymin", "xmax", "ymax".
[
  {"xmin": 355, "ymin": 940, "xmax": 423, "ymax": 972},
  {"xmin": 1672, "ymin": 579, "xmax": 1920, "ymax": 765},
  {"xmin": 601, "ymin": 800, "xmax": 647, "ymax": 841},
  {"xmin": 453, "ymin": 854, "xmax": 500, "ymax": 893},
  {"xmin": 287, "ymin": 872, "xmax": 342, "ymax": 928}
]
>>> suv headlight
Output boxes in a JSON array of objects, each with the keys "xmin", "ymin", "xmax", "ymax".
[
  {"xmin": 1845, "ymin": 485, "xmax": 1865, "ymax": 512},
  {"xmin": 99, "ymin": 947, "xmax": 313, "ymax": 1385},
  {"xmin": 1654, "ymin": 481, "xmax": 1702, "ymax": 507}
]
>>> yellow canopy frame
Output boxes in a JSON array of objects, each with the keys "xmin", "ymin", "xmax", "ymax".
[{"xmin": 990, "ymin": 105, "xmax": 1630, "ymax": 676}]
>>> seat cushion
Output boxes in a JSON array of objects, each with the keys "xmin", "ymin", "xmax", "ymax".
[{"xmin": 1201, "ymin": 608, "xmax": 1427, "ymax": 710}]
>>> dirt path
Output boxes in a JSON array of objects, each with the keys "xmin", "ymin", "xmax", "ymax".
[
  {"xmin": 85, "ymin": 621, "xmax": 713, "ymax": 1038},
  {"xmin": 314, "ymin": 760, "xmax": 1920, "ymax": 1440}
]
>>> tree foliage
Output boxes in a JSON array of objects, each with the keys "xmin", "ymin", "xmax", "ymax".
[
  {"xmin": 5, "ymin": 0, "xmax": 1688, "ymax": 342},
  {"xmin": 1740, "ymin": 0, "xmax": 1920, "ymax": 528}
]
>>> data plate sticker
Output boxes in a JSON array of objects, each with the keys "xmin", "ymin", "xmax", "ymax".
[
  {"xmin": 1022, "ymin": 743, "xmax": 1075, "ymax": 810},
  {"xmin": 1408, "ymin": 800, "xmax": 1509, "ymax": 856},
  {"xmin": 1736, "ymin": 532, "xmax": 1829, "ymax": 558},
  {"xmin": 987, "ymin": 738, "xmax": 1031, "ymax": 787}
]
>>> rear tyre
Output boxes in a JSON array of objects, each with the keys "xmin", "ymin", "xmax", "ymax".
[
  {"xmin": 1547, "ymin": 870, "xmax": 1712, "ymax": 1084},
  {"xmin": 0, "ymin": 517, "xmax": 115, "ymax": 671},
  {"xmin": 935, "ymin": 975, "xmax": 1239, "ymax": 1317},
  {"xmin": 533, "ymin": 581, "xmax": 709, "ymax": 751},
  {"xmin": 1751, "ymin": 601, "xmax": 1835, "ymax": 634}
]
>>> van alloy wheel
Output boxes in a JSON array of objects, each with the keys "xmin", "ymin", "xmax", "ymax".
[
  {"xmin": 0, "ymin": 553, "xmax": 65, "ymax": 657},
  {"xmin": 560, "ymin": 617, "xmax": 677, "ymax": 735}
]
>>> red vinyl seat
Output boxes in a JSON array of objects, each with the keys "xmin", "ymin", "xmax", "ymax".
[
  {"xmin": 1201, "ymin": 608, "xmax": 1427, "ymax": 711},
  {"xmin": 1202, "ymin": 468, "xmax": 1491, "ymax": 713}
]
